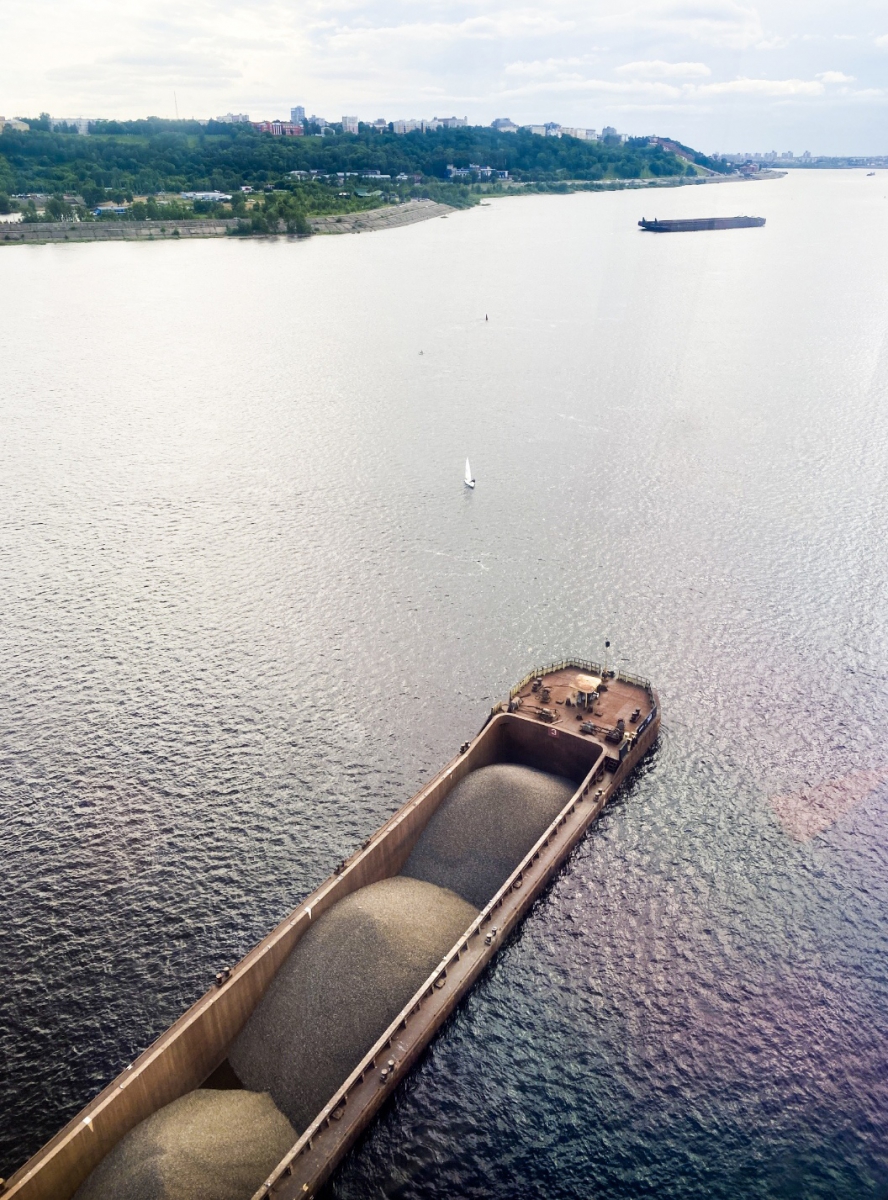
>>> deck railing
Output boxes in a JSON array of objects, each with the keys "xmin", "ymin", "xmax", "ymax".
[{"xmin": 508, "ymin": 657, "xmax": 652, "ymax": 700}]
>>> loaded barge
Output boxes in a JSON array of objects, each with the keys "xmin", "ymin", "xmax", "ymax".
[
  {"xmin": 5, "ymin": 658, "xmax": 660, "ymax": 1200},
  {"xmin": 639, "ymin": 215, "xmax": 766, "ymax": 232}
]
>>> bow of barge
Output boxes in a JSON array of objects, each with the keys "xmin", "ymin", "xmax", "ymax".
[{"xmin": 4, "ymin": 659, "xmax": 659, "ymax": 1200}]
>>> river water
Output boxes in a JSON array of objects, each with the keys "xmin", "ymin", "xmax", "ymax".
[{"xmin": 1, "ymin": 170, "xmax": 887, "ymax": 1198}]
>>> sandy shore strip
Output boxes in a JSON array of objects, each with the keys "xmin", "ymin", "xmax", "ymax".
[{"xmin": 310, "ymin": 198, "xmax": 454, "ymax": 233}]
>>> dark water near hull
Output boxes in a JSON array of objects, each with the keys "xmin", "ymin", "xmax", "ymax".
[{"xmin": 2, "ymin": 171, "xmax": 887, "ymax": 1197}]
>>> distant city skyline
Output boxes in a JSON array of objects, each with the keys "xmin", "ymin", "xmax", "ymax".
[
  {"xmin": 36, "ymin": 110, "xmax": 841, "ymax": 159},
  {"xmin": 2, "ymin": 0, "xmax": 886, "ymax": 155}
]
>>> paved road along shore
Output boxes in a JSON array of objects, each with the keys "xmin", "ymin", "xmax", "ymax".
[{"xmin": 0, "ymin": 199, "xmax": 456, "ymax": 247}]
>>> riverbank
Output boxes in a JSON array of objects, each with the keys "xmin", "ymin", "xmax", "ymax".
[
  {"xmin": 1, "ymin": 218, "xmax": 239, "ymax": 245},
  {"xmin": 309, "ymin": 199, "xmax": 453, "ymax": 234},
  {"xmin": 0, "ymin": 199, "xmax": 456, "ymax": 247},
  {"xmin": 513, "ymin": 168, "xmax": 786, "ymax": 194},
  {"xmin": 0, "ymin": 172, "xmax": 782, "ymax": 249}
]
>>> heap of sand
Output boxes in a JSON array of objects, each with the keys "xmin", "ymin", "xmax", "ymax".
[
  {"xmin": 229, "ymin": 877, "xmax": 478, "ymax": 1132},
  {"xmin": 401, "ymin": 763, "xmax": 575, "ymax": 908},
  {"xmin": 73, "ymin": 1089, "xmax": 295, "ymax": 1200}
]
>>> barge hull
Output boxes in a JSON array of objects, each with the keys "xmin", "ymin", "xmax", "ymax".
[
  {"xmin": 265, "ymin": 699, "xmax": 659, "ymax": 1200},
  {"xmin": 638, "ymin": 214, "xmax": 763, "ymax": 230},
  {"xmin": 4, "ymin": 660, "xmax": 659, "ymax": 1200},
  {"xmin": 639, "ymin": 215, "xmax": 766, "ymax": 232}
]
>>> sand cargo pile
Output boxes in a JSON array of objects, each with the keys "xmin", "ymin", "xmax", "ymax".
[
  {"xmin": 402, "ymin": 764, "xmax": 576, "ymax": 907},
  {"xmin": 229, "ymin": 878, "xmax": 479, "ymax": 1133},
  {"xmin": 73, "ymin": 1091, "xmax": 295, "ymax": 1200},
  {"xmin": 5, "ymin": 659, "xmax": 659, "ymax": 1200}
]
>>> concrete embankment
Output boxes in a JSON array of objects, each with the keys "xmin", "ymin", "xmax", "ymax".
[
  {"xmin": 0, "ymin": 200, "xmax": 455, "ymax": 247},
  {"xmin": 0, "ymin": 218, "xmax": 240, "ymax": 245}
]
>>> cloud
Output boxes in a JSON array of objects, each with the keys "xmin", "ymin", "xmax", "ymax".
[
  {"xmin": 609, "ymin": 1, "xmax": 765, "ymax": 50},
  {"xmin": 496, "ymin": 76, "xmax": 683, "ymax": 100},
  {"xmin": 504, "ymin": 57, "xmax": 594, "ymax": 80},
  {"xmin": 0, "ymin": 0, "xmax": 886, "ymax": 148},
  {"xmin": 615, "ymin": 60, "xmax": 711, "ymax": 78},
  {"xmin": 698, "ymin": 76, "xmax": 824, "ymax": 96}
]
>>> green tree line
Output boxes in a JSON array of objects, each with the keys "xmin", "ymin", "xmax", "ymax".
[{"xmin": 0, "ymin": 119, "xmax": 725, "ymax": 200}]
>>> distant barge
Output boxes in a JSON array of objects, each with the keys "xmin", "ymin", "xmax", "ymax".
[
  {"xmin": 639, "ymin": 216, "xmax": 766, "ymax": 232},
  {"xmin": 5, "ymin": 659, "xmax": 660, "ymax": 1200}
]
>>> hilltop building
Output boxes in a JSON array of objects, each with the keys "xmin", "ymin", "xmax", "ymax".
[
  {"xmin": 290, "ymin": 106, "xmax": 305, "ymax": 124},
  {"xmin": 342, "ymin": 116, "xmax": 359, "ymax": 134},
  {"xmin": 252, "ymin": 120, "xmax": 303, "ymax": 136},
  {"xmin": 216, "ymin": 113, "xmax": 250, "ymax": 123}
]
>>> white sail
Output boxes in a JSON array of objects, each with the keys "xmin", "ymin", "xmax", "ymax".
[{"xmin": 464, "ymin": 458, "xmax": 475, "ymax": 488}]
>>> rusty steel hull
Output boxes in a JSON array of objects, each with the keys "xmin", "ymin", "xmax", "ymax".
[{"xmin": 4, "ymin": 661, "xmax": 659, "ymax": 1200}]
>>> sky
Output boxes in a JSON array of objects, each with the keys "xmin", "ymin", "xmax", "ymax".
[{"xmin": 2, "ymin": 0, "xmax": 886, "ymax": 154}]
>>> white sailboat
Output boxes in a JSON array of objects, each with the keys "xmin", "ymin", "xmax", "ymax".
[{"xmin": 464, "ymin": 458, "xmax": 475, "ymax": 489}]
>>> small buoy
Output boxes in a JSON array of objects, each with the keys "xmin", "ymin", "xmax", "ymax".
[
  {"xmin": 485, "ymin": 314, "xmax": 488, "ymax": 321},
  {"xmin": 419, "ymin": 350, "xmax": 423, "ymax": 355}
]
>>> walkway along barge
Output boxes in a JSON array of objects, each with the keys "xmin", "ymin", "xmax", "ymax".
[{"xmin": 5, "ymin": 658, "xmax": 660, "ymax": 1200}]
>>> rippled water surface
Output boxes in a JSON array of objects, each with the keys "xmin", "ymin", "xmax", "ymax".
[{"xmin": 2, "ymin": 171, "xmax": 888, "ymax": 1197}]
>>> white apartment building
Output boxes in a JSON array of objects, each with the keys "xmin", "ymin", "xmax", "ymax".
[{"xmin": 48, "ymin": 117, "xmax": 91, "ymax": 134}]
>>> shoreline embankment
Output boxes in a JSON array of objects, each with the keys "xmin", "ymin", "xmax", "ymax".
[
  {"xmin": 0, "ymin": 199, "xmax": 454, "ymax": 247},
  {"xmin": 0, "ymin": 172, "xmax": 784, "ymax": 248}
]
